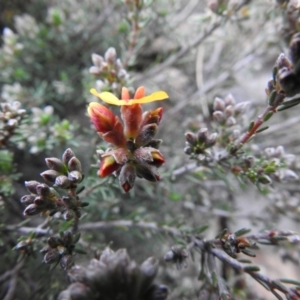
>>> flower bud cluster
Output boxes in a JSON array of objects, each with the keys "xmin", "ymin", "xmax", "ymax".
[
  {"xmin": 88, "ymin": 87, "xmax": 167, "ymax": 192},
  {"xmin": 231, "ymin": 155, "xmax": 274, "ymax": 185},
  {"xmin": 89, "ymin": 48, "xmax": 129, "ymax": 95},
  {"xmin": 262, "ymin": 146, "xmax": 299, "ymax": 183},
  {"xmin": 2, "ymin": 102, "xmax": 76, "ymax": 154},
  {"xmin": 58, "ymin": 247, "xmax": 168, "ymax": 300},
  {"xmin": 0, "ymin": 101, "xmax": 26, "ymax": 146},
  {"xmin": 41, "ymin": 148, "xmax": 83, "ymax": 189},
  {"xmin": 164, "ymin": 245, "xmax": 189, "ymax": 269},
  {"xmin": 21, "ymin": 181, "xmax": 57, "ymax": 216},
  {"xmin": 273, "ymin": 51, "xmax": 300, "ymax": 98},
  {"xmin": 266, "ymin": 33, "xmax": 300, "ymax": 105},
  {"xmin": 184, "ymin": 128, "xmax": 218, "ymax": 155},
  {"xmin": 231, "ymin": 145, "xmax": 299, "ymax": 185},
  {"xmin": 219, "ymin": 231, "xmax": 253, "ymax": 258},
  {"xmin": 21, "ymin": 149, "xmax": 87, "ymax": 219},
  {"xmin": 14, "ymin": 237, "xmax": 35, "ymax": 257},
  {"xmin": 212, "ymin": 94, "xmax": 250, "ymax": 128},
  {"xmin": 40, "ymin": 231, "xmax": 80, "ymax": 270}
]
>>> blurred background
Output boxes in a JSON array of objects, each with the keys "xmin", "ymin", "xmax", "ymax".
[{"xmin": 1, "ymin": 0, "xmax": 300, "ymax": 299}]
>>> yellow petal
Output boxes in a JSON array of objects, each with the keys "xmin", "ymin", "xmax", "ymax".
[
  {"xmin": 90, "ymin": 88, "xmax": 169, "ymax": 106},
  {"xmin": 128, "ymin": 91, "xmax": 169, "ymax": 105},
  {"xmin": 90, "ymin": 88, "xmax": 122, "ymax": 105}
]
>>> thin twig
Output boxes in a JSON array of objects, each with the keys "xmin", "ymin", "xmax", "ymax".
[
  {"xmin": 123, "ymin": 4, "xmax": 141, "ymax": 68},
  {"xmin": 168, "ymin": 0, "xmax": 200, "ymax": 31},
  {"xmin": 207, "ymin": 252, "xmax": 230, "ymax": 298},
  {"xmin": 136, "ymin": 18, "xmax": 225, "ymax": 81},
  {"xmin": 1, "ymin": 259, "xmax": 25, "ymax": 300},
  {"xmin": 165, "ymin": 52, "xmax": 256, "ymax": 118},
  {"xmin": 135, "ymin": 0, "xmax": 252, "ymax": 81},
  {"xmin": 194, "ymin": 238, "xmax": 299, "ymax": 299},
  {"xmin": 80, "ymin": 180, "xmax": 107, "ymax": 198},
  {"xmin": 5, "ymin": 225, "xmax": 52, "ymax": 236},
  {"xmin": 171, "ymin": 162, "xmax": 198, "ymax": 177},
  {"xmin": 80, "ymin": 220, "xmax": 181, "ymax": 236}
]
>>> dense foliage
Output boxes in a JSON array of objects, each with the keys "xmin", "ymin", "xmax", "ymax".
[{"xmin": 1, "ymin": 1, "xmax": 300, "ymax": 299}]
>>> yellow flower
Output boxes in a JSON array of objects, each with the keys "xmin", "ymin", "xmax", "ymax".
[{"xmin": 90, "ymin": 86, "xmax": 169, "ymax": 105}]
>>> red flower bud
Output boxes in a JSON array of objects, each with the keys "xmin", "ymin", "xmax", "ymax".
[
  {"xmin": 88, "ymin": 102, "xmax": 116, "ymax": 133},
  {"xmin": 119, "ymin": 163, "xmax": 136, "ymax": 192},
  {"xmin": 88, "ymin": 102, "xmax": 126, "ymax": 147},
  {"xmin": 121, "ymin": 104, "xmax": 143, "ymax": 139},
  {"xmin": 120, "ymin": 87, "xmax": 144, "ymax": 139},
  {"xmin": 150, "ymin": 149, "xmax": 165, "ymax": 167},
  {"xmin": 134, "ymin": 147, "xmax": 165, "ymax": 168},
  {"xmin": 135, "ymin": 124, "xmax": 157, "ymax": 146},
  {"xmin": 136, "ymin": 164, "xmax": 160, "ymax": 182},
  {"xmin": 141, "ymin": 107, "xmax": 164, "ymax": 127},
  {"xmin": 98, "ymin": 155, "xmax": 122, "ymax": 177}
]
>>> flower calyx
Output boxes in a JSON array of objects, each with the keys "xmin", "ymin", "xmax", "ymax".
[
  {"xmin": 41, "ymin": 231, "xmax": 81, "ymax": 270},
  {"xmin": 21, "ymin": 149, "xmax": 87, "ymax": 220},
  {"xmin": 89, "ymin": 86, "xmax": 169, "ymax": 192}
]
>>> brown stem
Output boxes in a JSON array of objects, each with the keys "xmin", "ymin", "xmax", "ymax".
[
  {"xmin": 194, "ymin": 238, "xmax": 299, "ymax": 299},
  {"xmin": 231, "ymin": 106, "xmax": 272, "ymax": 155},
  {"xmin": 231, "ymin": 92, "xmax": 285, "ymax": 155},
  {"xmin": 123, "ymin": 5, "xmax": 141, "ymax": 68},
  {"xmin": 72, "ymin": 216, "xmax": 79, "ymax": 235}
]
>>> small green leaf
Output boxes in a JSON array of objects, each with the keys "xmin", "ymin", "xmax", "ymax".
[
  {"xmin": 255, "ymin": 278, "xmax": 270, "ymax": 291},
  {"xmin": 268, "ymin": 90, "xmax": 278, "ymax": 106},
  {"xmin": 256, "ymin": 126, "xmax": 269, "ymax": 133},
  {"xmin": 270, "ymin": 236, "xmax": 287, "ymax": 241},
  {"xmin": 263, "ymin": 112, "xmax": 273, "ymax": 122},
  {"xmin": 248, "ymin": 121, "xmax": 254, "ymax": 131},
  {"xmin": 52, "ymin": 9, "xmax": 63, "ymax": 26},
  {"xmin": 73, "ymin": 232, "xmax": 81, "ymax": 244},
  {"xmin": 277, "ymin": 97, "xmax": 300, "ymax": 111},
  {"xmin": 257, "ymin": 240, "xmax": 273, "ymax": 245},
  {"xmin": 272, "ymin": 67, "xmax": 278, "ymax": 83},
  {"xmin": 234, "ymin": 228, "xmax": 251, "ymax": 237},
  {"xmin": 211, "ymin": 271, "xmax": 218, "ymax": 287},
  {"xmin": 49, "ymin": 260, "xmax": 59, "ymax": 271},
  {"xmin": 280, "ymin": 278, "xmax": 300, "ymax": 286},
  {"xmin": 271, "ymin": 290, "xmax": 284, "ymax": 300},
  {"xmin": 74, "ymin": 247, "xmax": 87, "ymax": 255},
  {"xmin": 193, "ymin": 225, "xmax": 209, "ymax": 235},
  {"xmin": 241, "ymin": 249, "xmax": 256, "ymax": 257},
  {"xmin": 169, "ymin": 192, "xmax": 181, "ymax": 202},
  {"xmin": 271, "ymin": 281, "xmax": 289, "ymax": 293},
  {"xmin": 76, "ymin": 186, "xmax": 85, "ymax": 194},
  {"xmin": 118, "ymin": 20, "xmax": 129, "ymax": 33},
  {"xmin": 243, "ymin": 265, "xmax": 260, "ymax": 272},
  {"xmin": 237, "ymin": 259, "xmax": 252, "ymax": 263},
  {"xmin": 215, "ymin": 228, "xmax": 228, "ymax": 239}
]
